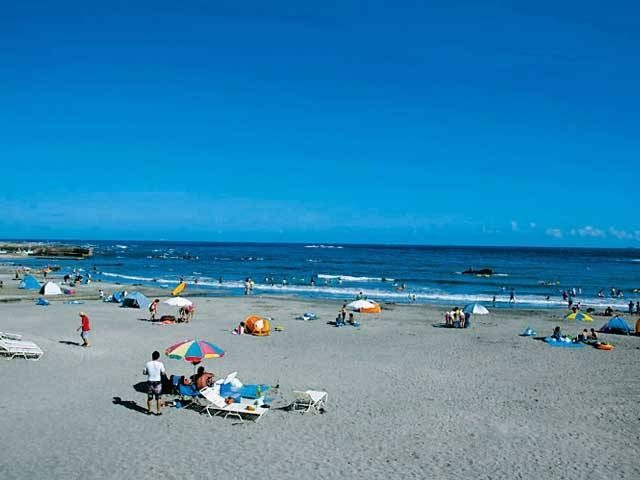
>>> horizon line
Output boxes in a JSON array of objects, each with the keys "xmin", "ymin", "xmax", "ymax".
[{"xmin": 0, "ymin": 237, "xmax": 637, "ymax": 251}]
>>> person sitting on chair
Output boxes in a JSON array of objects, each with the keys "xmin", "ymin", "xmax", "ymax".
[{"xmin": 192, "ymin": 366, "xmax": 215, "ymax": 390}]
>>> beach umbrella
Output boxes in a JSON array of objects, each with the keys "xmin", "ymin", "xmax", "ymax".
[
  {"xmin": 565, "ymin": 311, "xmax": 593, "ymax": 322},
  {"xmin": 463, "ymin": 303, "xmax": 489, "ymax": 315},
  {"xmin": 163, "ymin": 297, "xmax": 193, "ymax": 307},
  {"xmin": 346, "ymin": 299, "xmax": 375, "ymax": 311},
  {"xmin": 165, "ymin": 339, "xmax": 225, "ymax": 365}
]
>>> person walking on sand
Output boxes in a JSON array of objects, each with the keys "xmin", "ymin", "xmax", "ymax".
[
  {"xmin": 143, "ymin": 351, "xmax": 168, "ymax": 416},
  {"xmin": 149, "ymin": 299, "xmax": 160, "ymax": 321},
  {"xmin": 77, "ymin": 312, "xmax": 91, "ymax": 347}
]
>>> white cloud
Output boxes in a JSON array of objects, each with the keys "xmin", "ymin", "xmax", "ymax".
[
  {"xmin": 608, "ymin": 227, "xmax": 640, "ymax": 241},
  {"xmin": 529, "ymin": 222, "xmax": 536, "ymax": 229},
  {"xmin": 577, "ymin": 226, "xmax": 605, "ymax": 238},
  {"xmin": 545, "ymin": 228, "xmax": 563, "ymax": 239},
  {"xmin": 511, "ymin": 220, "xmax": 518, "ymax": 232}
]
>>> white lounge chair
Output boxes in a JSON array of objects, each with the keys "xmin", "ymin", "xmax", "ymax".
[
  {"xmin": 0, "ymin": 332, "xmax": 23, "ymax": 340},
  {"xmin": 0, "ymin": 338, "xmax": 44, "ymax": 361},
  {"xmin": 200, "ymin": 385, "xmax": 268, "ymax": 422},
  {"xmin": 292, "ymin": 390, "xmax": 328, "ymax": 414}
]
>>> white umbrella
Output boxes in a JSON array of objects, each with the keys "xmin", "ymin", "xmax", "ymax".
[
  {"xmin": 163, "ymin": 297, "xmax": 193, "ymax": 307},
  {"xmin": 464, "ymin": 302, "xmax": 489, "ymax": 315},
  {"xmin": 346, "ymin": 299, "xmax": 375, "ymax": 311}
]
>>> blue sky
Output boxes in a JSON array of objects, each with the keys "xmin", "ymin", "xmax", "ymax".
[{"xmin": 1, "ymin": 1, "xmax": 639, "ymax": 246}]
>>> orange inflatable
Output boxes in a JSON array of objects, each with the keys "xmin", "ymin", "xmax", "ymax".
[
  {"xmin": 595, "ymin": 343, "xmax": 614, "ymax": 351},
  {"xmin": 360, "ymin": 303, "xmax": 381, "ymax": 313},
  {"xmin": 244, "ymin": 315, "xmax": 271, "ymax": 336}
]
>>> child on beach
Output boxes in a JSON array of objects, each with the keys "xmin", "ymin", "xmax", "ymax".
[
  {"xmin": 233, "ymin": 322, "xmax": 245, "ymax": 335},
  {"xmin": 149, "ymin": 299, "xmax": 159, "ymax": 321}
]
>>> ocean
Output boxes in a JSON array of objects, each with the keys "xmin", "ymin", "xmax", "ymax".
[{"xmin": 9, "ymin": 241, "xmax": 640, "ymax": 310}]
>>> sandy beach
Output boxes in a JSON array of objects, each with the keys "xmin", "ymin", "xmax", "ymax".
[{"xmin": 1, "ymin": 269, "xmax": 639, "ymax": 480}]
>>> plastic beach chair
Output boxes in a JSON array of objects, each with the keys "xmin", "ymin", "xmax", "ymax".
[
  {"xmin": 0, "ymin": 337, "xmax": 44, "ymax": 361},
  {"xmin": 0, "ymin": 332, "xmax": 23, "ymax": 341},
  {"xmin": 292, "ymin": 390, "xmax": 328, "ymax": 414},
  {"xmin": 200, "ymin": 385, "xmax": 268, "ymax": 423}
]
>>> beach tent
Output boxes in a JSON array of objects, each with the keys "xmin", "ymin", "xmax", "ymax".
[
  {"xmin": 39, "ymin": 282, "xmax": 62, "ymax": 296},
  {"xmin": 122, "ymin": 291, "xmax": 150, "ymax": 309},
  {"xmin": 244, "ymin": 315, "xmax": 271, "ymax": 336},
  {"xmin": 19, "ymin": 274, "xmax": 40, "ymax": 290},
  {"xmin": 346, "ymin": 299, "xmax": 381, "ymax": 313},
  {"xmin": 110, "ymin": 291, "xmax": 125, "ymax": 303},
  {"xmin": 565, "ymin": 311, "xmax": 593, "ymax": 322},
  {"xmin": 464, "ymin": 303, "xmax": 489, "ymax": 315},
  {"xmin": 599, "ymin": 316, "xmax": 632, "ymax": 335}
]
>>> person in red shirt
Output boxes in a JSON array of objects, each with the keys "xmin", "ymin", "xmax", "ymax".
[{"xmin": 77, "ymin": 311, "xmax": 91, "ymax": 347}]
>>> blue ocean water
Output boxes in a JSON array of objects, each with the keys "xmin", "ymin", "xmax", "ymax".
[{"xmin": 11, "ymin": 241, "xmax": 640, "ymax": 309}]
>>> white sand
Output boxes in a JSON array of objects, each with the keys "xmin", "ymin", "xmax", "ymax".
[{"xmin": 1, "ymin": 287, "xmax": 639, "ymax": 479}]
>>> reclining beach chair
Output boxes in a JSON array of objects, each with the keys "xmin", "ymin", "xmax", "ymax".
[
  {"xmin": 292, "ymin": 390, "xmax": 328, "ymax": 414},
  {"xmin": 170, "ymin": 375, "xmax": 202, "ymax": 407},
  {"xmin": 0, "ymin": 332, "xmax": 23, "ymax": 341},
  {"xmin": 0, "ymin": 337, "xmax": 44, "ymax": 361},
  {"xmin": 200, "ymin": 385, "xmax": 268, "ymax": 422}
]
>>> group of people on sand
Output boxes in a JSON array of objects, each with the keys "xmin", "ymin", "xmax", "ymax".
[
  {"xmin": 148, "ymin": 299, "xmax": 195, "ymax": 323},
  {"xmin": 551, "ymin": 326, "xmax": 599, "ymax": 344},
  {"xmin": 336, "ymin": 304, "xmax": 358, "ymax": 326},
  {"xmin": 444, "ymin": 307, "xmax": 470, "ymax": 328},
  {"xmin": 142, "ymin": 351, "xmax": 215, "ymax": 416}
]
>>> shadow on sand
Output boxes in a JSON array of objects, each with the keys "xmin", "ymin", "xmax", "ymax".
[
  {"xmin": 112, "ymin": 396, "xmax": 149, "ymax": 415},
  {"xmin": 58, "ymin": 340, "xmax": 82, "ymax": 347}
]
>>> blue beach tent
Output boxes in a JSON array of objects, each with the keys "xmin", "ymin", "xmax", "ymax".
[
  {"xmin": 599, "ymin": 316, "xmax": 632, "ymax": 335},
  {"xmin": 19, "ymin": 274, "xmax": 40, "ymax": 290},
  {"xmin": 110, "ymin": 291, "xmax": 125, "ymax": 303},
  {"xmin": 122, "ymin": 291, "xmax": 150, "ymax": 309}
]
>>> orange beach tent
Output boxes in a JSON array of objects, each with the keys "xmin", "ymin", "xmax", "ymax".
[{"xmin": 244, "ymin": 315, "xmax": 271, "ymax": 336}]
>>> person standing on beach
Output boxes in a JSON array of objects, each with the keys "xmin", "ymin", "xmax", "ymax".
[
  {"xmin": 143, "ymin": 351, "xmax": 167, "ymax": 416},
  {"xmin": 509, "ymin": 289, "xmax": 515, "ymax": 304},
  {"xmin": 149, "ymin": 299, "xmax": 160, "ymax": 321},
  {"xmin": 340, "ymin": 304, "xmax": 347, "ymax": 323},
  {"xmin": 77, "ymin": 312, "xmax": 91, "ymax": 347}
]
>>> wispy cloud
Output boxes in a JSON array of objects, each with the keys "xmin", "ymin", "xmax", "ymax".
[
  {"xmin": 529, "ymin": 222, "xmax": 536, "ymax": 229},
  {"xmin": 575, "ymin": 226, "xmax": 606, "ymax": 238},
  {"xmin": 510, "ymin": 220, "xmax": 518, "ymax": 232},
  {"xmin": 545, "ymin": 228, "xmax": 563, "ymax": 239},
  {"xmin": 608, "ymin": 227, "xmax": 640, "ymax": 241}
]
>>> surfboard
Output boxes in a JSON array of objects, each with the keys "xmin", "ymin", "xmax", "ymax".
[{"xmin": 171, "ymin": 282, "xmax": 186, "ymax": 296}]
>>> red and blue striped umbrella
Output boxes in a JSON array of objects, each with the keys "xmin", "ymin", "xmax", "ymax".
[{"xmin": 165, "ymin": 339, "xmax": 225, "ymax": 364}]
